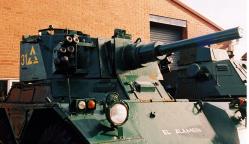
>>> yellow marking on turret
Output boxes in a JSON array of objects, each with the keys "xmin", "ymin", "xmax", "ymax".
[{"xmin": 21, "ymin": 46, "xmax": 39, "ymax": 66}]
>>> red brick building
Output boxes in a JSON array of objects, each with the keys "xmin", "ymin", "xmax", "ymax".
[{"xmin": 0, "ymin": 0, "xmax": 229, "ymax": 81}]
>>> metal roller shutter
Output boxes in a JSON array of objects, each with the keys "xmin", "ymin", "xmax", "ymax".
[{"xmin": 150, "ymin": 22, "xmax": 183, "ymax": 43}]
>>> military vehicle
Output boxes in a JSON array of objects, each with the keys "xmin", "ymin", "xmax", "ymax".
[
  {"xmin": 160, "ymin": 42, "xmax": 246, "ymax": 100},
  {"xmin": 0, "ymin": 26, "xmax": 244, "ymax": 144}
]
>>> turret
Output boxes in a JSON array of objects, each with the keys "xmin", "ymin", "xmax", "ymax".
[{"xmin": 20, "ymin": 26, "xmax": 242, "ymax": 82}]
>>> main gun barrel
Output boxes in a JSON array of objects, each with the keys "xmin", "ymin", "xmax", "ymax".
[
  {"xmin": 123, "ymin": 27, "xmax": 242, "ymax": 69},
  {"xmin": 157, "ymin": 27, "xmax": 242, "ymax": 55}
]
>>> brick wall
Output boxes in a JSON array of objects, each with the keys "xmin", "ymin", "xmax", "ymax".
[{"xmin": 0, "ymin": 0, "xmax": 221, "ymax": 78}]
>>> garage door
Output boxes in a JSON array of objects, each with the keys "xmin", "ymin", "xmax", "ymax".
[{"xmin": 150, "ymin": 22, "xmax": 183, "ymax": 43}]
